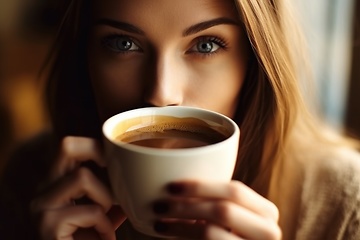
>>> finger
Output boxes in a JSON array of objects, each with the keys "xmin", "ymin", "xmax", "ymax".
[
  {"xmin": 154, "ymin": 199, "xmax": 281, "ymax": 240},
  {"xmin": 167, "ymin": 180, "xmax": 279, "ymax": 221},
  {"xmin": 51, "ymin": 136, "xmax": 106, "ymax": 180},
  {"xmin": 32, "ymin": 167, "xmax": 112, "ymax": 212},
  {"xmin": 107, "ymin": 205, "xmax": 127, "ymax": 229},
  {"xmin": 40, "ymin": 205, "xmax": 115, "ymax": 240},
  {"xmin": 154, "ymin": 221, "xmax": 243, "ymax": 240}
]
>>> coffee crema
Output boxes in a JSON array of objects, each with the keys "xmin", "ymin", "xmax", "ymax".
[{"xmin": 115, "ymin": 116, "xmax": 229, "ymax": 149}]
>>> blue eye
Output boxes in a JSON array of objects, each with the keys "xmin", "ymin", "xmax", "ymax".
[
  {"xmin": 102, "ymin": 35, "xmax": 141, "ymax": 53},
  {"xmin": 196, "ymin": 40, "xmax": 220, "ymax": 53},
  {"xmin": 188, "ymin": 36, "xmax": 227, "ymax": 55}
]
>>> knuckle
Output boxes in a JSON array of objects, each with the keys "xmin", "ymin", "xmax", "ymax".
[
  {"xmin": 75, "ymin": 167, "xmax": 93, "ymax": 188},
  {"xmin": 227, "ymin": 181, "xmax": 244, "ymax": 201},
  {"xmin": 202, "ymin": 224, "xmax": 223, "ymax": 240},
  {"xmin": 61, "ymin": 136, "xmax": 78, "ymax": 155},
  {"xmin": 89, "ymin": 204, "xmax": 106, "ymax": 218},
  {"xmin": 202, "ymin": 224, "xmax": 214, "ymax": 240},
  {"xmin": 266, "ymin": 201, "xmax": 280, "ymax": 221},
  {"xmin": 212, "ymin": 201, "xmax": 232, "ymax": 222},
  {"xmin": 263, "ymin": 223, "xmax": 282, "ymax": 240}
]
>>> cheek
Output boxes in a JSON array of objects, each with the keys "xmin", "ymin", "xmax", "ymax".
[
  {"xmin": 88, "ymin": 54, "xmax": 145, "ymax": 120},
  {"xmin": 192, "ymin": 57, "xmax": 246, "ymax": 118}
]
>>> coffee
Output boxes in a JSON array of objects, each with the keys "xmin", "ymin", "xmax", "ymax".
[{"xmin": 115, "ymin": 116, "xmax": 229, "ymax": 149}]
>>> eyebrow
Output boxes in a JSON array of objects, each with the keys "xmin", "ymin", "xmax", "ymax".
[
  {"xmin": 93, "ymin": 17, "xmax": 239, "ymax": 36},
  {"xmin": 183, "ymin": 17, "xmax": 239, "ymax": 36},
  {"xmin": 94, "ymin": 18, "xmax": 145, "ymax": 35}
]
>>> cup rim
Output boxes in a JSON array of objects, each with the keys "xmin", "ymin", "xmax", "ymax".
[{"xmin": 102, "ymin": 106, "xmax": 240, "ymax": 154}]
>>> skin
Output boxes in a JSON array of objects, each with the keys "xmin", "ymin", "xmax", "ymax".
[
  {"xmin": 31, "ymin": 0, "xmax": 281, "ymax": 239},
  {"xmin": 87, "ymin": 0, "xmax": 248, "ymax": 121}
]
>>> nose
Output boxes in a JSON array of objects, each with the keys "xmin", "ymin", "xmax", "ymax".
[{"xmin": 144, "ymin": 53, "xmax": 184, "ymax": 107}]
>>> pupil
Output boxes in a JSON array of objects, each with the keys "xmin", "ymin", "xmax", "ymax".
[
  {"xmin": 199, "ymin": 42, "xmax": 212, "ymax": 52},
  {"xmin": 118, "ymin": 40, "xmax": 131, "ymax": 50}
]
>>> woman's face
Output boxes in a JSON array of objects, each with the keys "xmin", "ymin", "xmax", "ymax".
[{"xmin": 88, "ymin": 0, "xmax": 249, "ymax": 122}]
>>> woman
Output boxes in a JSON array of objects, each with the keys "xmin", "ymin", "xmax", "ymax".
[{"xmin": 1, "ymin": 0, "xmax": 360, "ymax": 239}]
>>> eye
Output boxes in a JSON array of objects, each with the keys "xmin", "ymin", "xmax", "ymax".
[
  {"xmin": 102, "ymin": 35, "xmax": 141, "ymax": 53},
  {"xmin": 196, "ymin": 40, "xmax": 219, "ymax": 53},
  {"xmin": 188, "ymin": 37, "xmax": 227, "ymax": 55}
]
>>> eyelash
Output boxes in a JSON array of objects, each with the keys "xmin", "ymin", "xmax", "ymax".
[
  {"xmin": 101, "ymin": 33, "xmax": 142, "ymax": 54},
  {"xmin": 100, "ymin": 34, "xmax": 229, "ymax": 56},
  {"xmin": 188, "ymin": 36, "xmax": 229, "ymax": 57}
]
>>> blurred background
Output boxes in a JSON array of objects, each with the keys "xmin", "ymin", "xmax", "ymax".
[
  {"xmin": 0, "ymin": 0, "xmax": 60, "ymax": 172},
  {"xmin": 0, "ymin": 0, "xmax": 359, "ymax": 174}
]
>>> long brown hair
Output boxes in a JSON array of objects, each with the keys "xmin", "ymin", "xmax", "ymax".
[
  {"xmin": 45, "ymin": 0, "xmax": 100, "ymax": 139},
  {"xmin": 233, "ymin": 0, "xmax": 359, "ymax": 186}
]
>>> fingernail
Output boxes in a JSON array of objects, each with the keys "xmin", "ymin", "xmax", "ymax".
[
  {"xmin": 154, "ymin": 221, "xmax": 168, "ymax": 233},
  {"xmin": 166, "ymin": 183, "xmax": 184, "ymax": 195},
  {"xmin": 153, "ymin": 201, "xmax": 169, "ymax": 214}
]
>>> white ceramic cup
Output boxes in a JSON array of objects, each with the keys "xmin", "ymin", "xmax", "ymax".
[{"xmin": 102, "ymin": 106, "xmax": 240, "ymax": 237}]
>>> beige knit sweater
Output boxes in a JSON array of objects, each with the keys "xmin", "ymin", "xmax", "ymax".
[{"xmin": 268, "ymin": 146, "xmax": 360, "ymax": 240}]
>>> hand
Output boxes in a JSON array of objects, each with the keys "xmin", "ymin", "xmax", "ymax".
[
  {"xmin": 152, "ymin": 180, "xmax": 281, "ymax": 240},
  {"xmin": 30, "ymin": 136, "xmax": 126, "ymax": 240}
]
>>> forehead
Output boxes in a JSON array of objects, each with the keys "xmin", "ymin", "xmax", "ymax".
[{"xmin": 91, "ymin": 0, "xmax": 239, "ymax": 24}]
